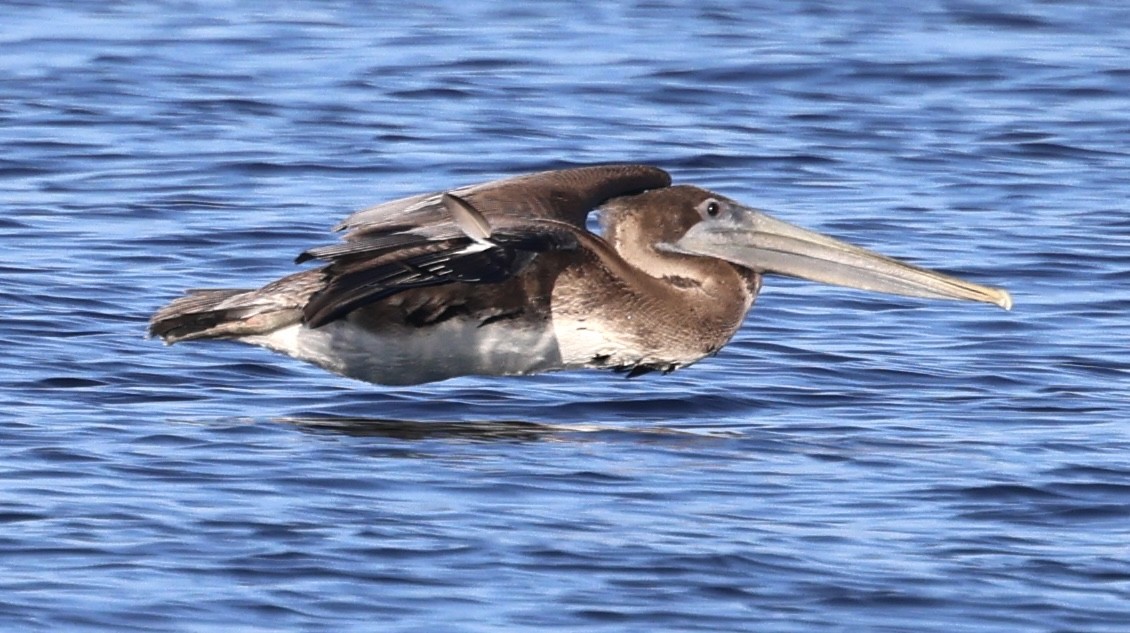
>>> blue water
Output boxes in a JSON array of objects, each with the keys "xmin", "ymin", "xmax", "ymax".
[{"xmin": 3, "ymin": 1, "xmax": 1129, "ymax": 631}]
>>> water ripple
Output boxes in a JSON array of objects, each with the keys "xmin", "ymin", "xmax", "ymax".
[{"xmin": 2, "ymin": 0, "xmax": 1129, "ymax": 632}]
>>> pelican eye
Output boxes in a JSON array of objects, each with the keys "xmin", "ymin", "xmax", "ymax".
[{"xmin": 705, "ymin": 200, "xmax": 721, "ymax": 217}]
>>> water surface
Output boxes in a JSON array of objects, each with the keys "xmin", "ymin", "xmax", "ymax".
[{"xmin": 2, "ymin": 1, "xmax": 1129, "ymax": 631}]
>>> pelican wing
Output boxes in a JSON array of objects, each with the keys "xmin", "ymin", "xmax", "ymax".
[
  {"xmin": 334, "ymin": 164, "xmax": 670, "ymax": 237},
  {"xmin": 298, "ymin": 165, "xmax": 671, "ymax": 328}
]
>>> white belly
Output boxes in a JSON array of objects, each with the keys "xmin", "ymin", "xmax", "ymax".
[{"xmin": 243, "ymin": 317, "xmax": 568, "ymax": 386}]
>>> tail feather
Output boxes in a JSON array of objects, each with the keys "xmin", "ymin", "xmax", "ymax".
[
  {"xmin": 149, "ymin": 270, "xmax": 321, "ymax": 344},
  {"xmin": 149, "ymin": 289, "xmax": 254, "ymax": 343}
]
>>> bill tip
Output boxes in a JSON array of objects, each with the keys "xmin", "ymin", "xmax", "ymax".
[{"xmin": 993, "ymin": 288, "xmax": 1013, "ymax": 311}]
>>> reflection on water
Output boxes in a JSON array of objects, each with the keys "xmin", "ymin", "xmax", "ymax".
[
  {"xmin": 282, "ymin": 415, "xmax": 738, "ymax": 443},
  {"xmin": 285, "ymin": 417, "xmax": 567, "ymax": 442}
]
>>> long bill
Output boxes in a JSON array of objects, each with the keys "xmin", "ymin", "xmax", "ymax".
[{"xmin": 665, "ymin": 205, "xmax": 1012, "ymax": 310}]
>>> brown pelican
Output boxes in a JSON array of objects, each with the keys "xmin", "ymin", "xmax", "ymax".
[{"xmin": 149, "ymin": 165, "xmax": 1011, "ymax": 385}]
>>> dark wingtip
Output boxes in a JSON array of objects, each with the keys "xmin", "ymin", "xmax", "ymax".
[{"xmin": 301, "ymin": 293, "xmax": 342, "ymax": 330}]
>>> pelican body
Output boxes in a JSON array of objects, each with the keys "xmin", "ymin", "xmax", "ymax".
[{"xmin": 149, "ymin": 165, "xmax": 1010, "ymax": 385}]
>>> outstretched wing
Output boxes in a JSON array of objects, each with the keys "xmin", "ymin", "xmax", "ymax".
[
  {"xmin": 332, "ymin": 163, "xmax": 670, "ymax": 237},
  {"xmin": 298, "ymin": 165, "xmax": 671, "ymax": 327}
]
